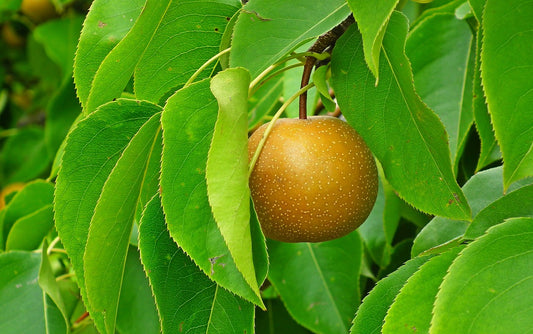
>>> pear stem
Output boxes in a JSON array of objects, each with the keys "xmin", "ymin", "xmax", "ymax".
[{"xmin": 248, "ymin": 83, "xmax": 315, "ymax": 177}]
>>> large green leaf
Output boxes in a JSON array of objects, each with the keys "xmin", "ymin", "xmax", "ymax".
[
  {"xmin": 230, "ymin": 0, "xmax": 351, "ymax": 78},
  {"xmin": 406, "ymin": 13, "xmax": 474, "ymax": 167},
  {"xmin": 206, "ymin": 68, "xmax": 262, "ymax": 301},
  {"xmin": 348, "ymin": 0, "xmax": 399, "ymax": 83},
  {"xmin": 160, "ymin": 79, "xmax": 265, "ymax": 307},
  {"xmin": 481, "ymin": 0, "xmax": 533, "ymax": 188},
  {"xmin": 5, "ymin": 205, "xmax": 53, "ymax": 251},
  {"xmin": 431, "ymin": 218, "xmax": 533, "ymax": 333},
  {"xmin": 84, "ymin": 112, "xmax": 161, "ymax": 334},
  {"xmin": 268, "ymin": 232, "xmax": 363, "ymax": 334},
  {"xmin": 74, "ymin": 0, "xmax": 144, "ymax": 110},
  {"xmin": 0, "ymin": 251, "xmax": 44, "ymax": 333},
  {"xmin": 331, "ymin": 12, "xmax": 471, "ymax": 220},
  {"xmin": 54, "ymin": 99, "xmax": 161, "ymax": 327},
  {"xmin": 351, "ymin": 255, "xmax": 431, "ymax": 334},
  {"xmin": 134, "ymin": 0, "xmax": 240, "ymax": 103},
  {"xmin": 85, "ymin": 0, "xmax": 172, "ymax": 113},
  {"xmin": 138, "ymin": 195, "xmax": 254, "ymax": 333},
  {"xmin": 382, "ymin": 246, "xmax": 463, "ymax": 334}
]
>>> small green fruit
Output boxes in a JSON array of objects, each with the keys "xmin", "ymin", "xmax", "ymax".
[{"xmin": 248, "ymin": 116, "xmax": 378, "ymax": 243}]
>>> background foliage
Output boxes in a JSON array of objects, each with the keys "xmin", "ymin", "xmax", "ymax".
[{"xmin": 0, "ymin": 0, "xmax": 532, "ymax": 333}]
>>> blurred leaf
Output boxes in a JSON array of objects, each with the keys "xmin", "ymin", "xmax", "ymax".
[
  {"xmin": 256, "ymin": 298, "xmax": 312, "ymax": 334},
  {"xmin": 5, "ymin": 204, "xmax": 53, "ymax": 251},
  {"xmin": 85, "ymin": 0, "xmax": 172, "ymax": 113},
  {"xmin": 406, "ymin": 12, "xmax": 474, "ymax": 168},
  {"xmin": 138, "ymin": 195, "xmax": 254, "ymax": 333},
  {"xmin": 207, "ymin": 68, "xmax": 263, "ymax": 302},
  {"xmin": 115, "ymin": 246, "xmax": 160, "ymax": 334},
  {"xmin": 351, "ymin": 255, "xmax": 431, "ymax": 334},
  {"xmin": 44, "ymin": 77, "xmax": 82, "ymax": 157},
  {"xmin": 33, "ymin": 15, "xmax": 84, "ymax": 78},
  {"xmin": 134, "ymin": 0, "xmax": 241, "ymax": 103},
  {"xmin": 1, "ymin": 179, "xmax": 53, "ymax": 247},
  {"xmin": 432, "ymin": 217, "xmax": 533, "ymax": 333},
  {"xmin": 359, "ymin": 173, "xmax": 401, "ymax": 268},
  {"xmin": 382, "ymin": 246, "xmax": 463, "ymax": 334},
  {"xmin": 160, "ymin": 79, "xmax": 264, "ymax": 306},
  {"xmin": 74, "ymin": 0, "xmax": 144, "ymax": 110},
  {"xmin": 268, "ymin": 232, "xmax": 363, "ymax": 334},
  {"xmin": 465, "ymin": 183, "xmax": 533, "ymax": 239},
  {"xmin": 0, "ymin": 127, "xmax": 50, "ymax": 185},
  {"xmin": 230, "ymin": 0, "xmax": 351, "ymax": 78},
  {"xmin": 54, "ymin": 99, "xmax": 161, "ymax": 329},
  {"xmin": 248, "ymin": 73, "xmax": 283, "ymax": 129},
  {"xmin": 468, "ymin": 0, "xmax": 485, "ymax": 22},
  {"xmin": 39, "ymin": 241, "xmax": 69, "ymax": 333},
  {"xmin": 312, "ymin": 65, "xmax": 336, "ymax": 112},
  {"xmin": 331, "ymin": 12, "xmax": 471, "ymax": 220},
  {"xmin": 481, "ymin": 0, "xmax": 533, "ymax": 188},
  {"xmin": 348, "ymin": 0, "xmax": 399, "ymax": 82},
  {"xmin": 84, "ymin": 112, "xmax": 161, "ymax": 334},
  {"xmin": 0, "ymin": 251, "xmax": 44, "ymax": 333}
]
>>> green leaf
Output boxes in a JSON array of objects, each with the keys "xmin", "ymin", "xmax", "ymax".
[
  {"xmin": 160, "ymin": 79, "xmax": 264, "ymax": 307},
  {"xmin": 134, "ymin": 0, "xmax": 241, "ymax": 103},
  {"xmin": 481, "ymin": 0, "xmax": 533, "ymax": 188},
  {"xmin": 230, "ymin": 0, "xmax": 351, "ymax": 78},
  {"xmin": 39, "ymin": 241, "xmax": 70, "ymax": 333},
  {"xmin": 406, "ymin": 13, "xmax": 474, "ymax": 167},
  {"xmin": 312, "ymin": 66, "xmax": 336, "ymax": 112},
  {"xmin": 358, "ymin": 173, "xmax": 401, "ymax": 268},
  {"xmin": 2, "ymin": 179, "xmax": 54, "ymax": 246},
  {"xmin": 248, "ymin": 73, "xmax": 283, "ymax": 129},
  {"xmin": 465, "ymin": 183, "xmax": 533, "ymax": 239},
  {"xmin": 74, "ymin": 0, "xmax": 144, "ymax": 110},
  {"xmin": 5, "ymin": 205, "xmax": 53, "ymax": 251},
  {"xmin": 0, "ymin": 251, "xmax": 44, "ymax": 333},
  {"xmin": 431, "ymin": 217, "xmax": 533, "ymax": 333},
  {"xmin": 256, "ymin": 298, "xmax": 312, "ymax": 334},
  {"xmin": 382, "ymin": 246, "xmax": 463, "ymax": 334},
  {"xmin": 331, "ymin": 12, "xmax": 471, "ymax": 220},
  {"xmin": 348, "ymin": 0, "xmax": 400, "ymax": 83},
  {"xmin": 206, "ymin": 68, "xmax": 262, "ymax": 302},
  {"xmin": 412, "ymin": 166, "xmax": 512, "ymax": 256},
  {"xmin": 0, "ymin": 127, "xmax": 50, "ymax": 185},
  {"xmin": 351, "ymin": 255, "xmax": 431, "ymax": 334},
  {"xmin": 138, "ymin": 195, "xmax": 254, "ymax": 333},
  {"xmin": 84, "ymin": 112, "xmax": 161, "ymax": 334},
  {"xmin": 116, "ymin": 247, "xmax": 160, "ymax": 334},
  {"xmin": 33, "ymin": 16, "xmax": 84, "ymax": 78},
  {"xmin": 54, "ymin": 99, "xmax": 161, "ymax": 327},
  {"xmin": 85, "ymin": 0, "xmax": 172, "ymax": 113},
  {"xmin": 268, "ymin": 232, "xmax": 363, "ymax": 334}
]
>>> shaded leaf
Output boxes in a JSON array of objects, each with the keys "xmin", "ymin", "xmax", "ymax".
[
  {"xmin": 230, "ymin": 0, "xmax": 351, "ymax": 78},
  {"xmin": 348, "ymin": 0, "xmax": 399, "ymax": 82},
  {"xmin": 138, "ymin": 195, "xmax": 254, "ymax": 333},
  {"xmin": 0, "ymin": 251, "xmax": 44, "ymax": 333},
  {"xmin": 268, "ymin": 232, "xmax": 363, "ymax": 334},
  {"xmin": 256, "ymin": 298, "xmax": 312, "ymax": 334},
  {"xmin": 481, "ymin": 0, "xmax": 533, "ymax": 188},
  {"xmin": 84, "ymin": 112, "xmax": 161, "ymax": 334},
  {"xmin": 331, "ymin": 12, "xmax": 471, "ymax": 220},
  {"xmin": 431, "ymin": 218, "xmax": 533, "ymax": 333},
  {"xmin": 5, "ymin": 204, "xmax": 53, "ymax": 251},
  {"xmin": 160, "ymin": 79, "xmax": 264, "ymax": 306},
  {"xmin": 134, "ymin": 0, "xmax": 241, "ymax": 103}
]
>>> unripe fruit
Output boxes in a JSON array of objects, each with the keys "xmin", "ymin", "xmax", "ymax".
[
  {"xmin": 248, "ymin": 116, "xmax": 378, "ymax": 243},
  {"xmin": 20, "ymin": 0, "xmax": 57, "ymax": 24}
]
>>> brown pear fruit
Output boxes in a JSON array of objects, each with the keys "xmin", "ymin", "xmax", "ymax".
[{"xmin": 248, "ymin": 116, "xmax": 378, "ymax": 243}]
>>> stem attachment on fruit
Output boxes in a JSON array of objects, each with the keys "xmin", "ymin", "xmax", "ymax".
[
  {"xmin": 248, "ymin": 83, "xmax": 315, "ymax": 177},
  {"xmin": 298, "ymin": 15, "xmax": 355, "ymax": 119},
  {"xmin": 184, "ymin": 48, "xmax": 231, "ymax": 88}
]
